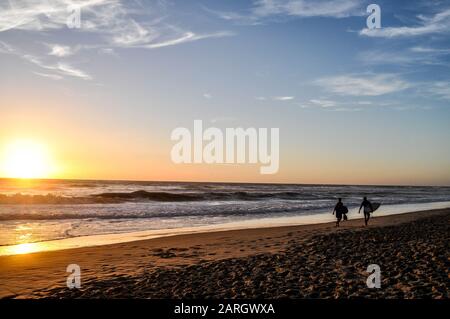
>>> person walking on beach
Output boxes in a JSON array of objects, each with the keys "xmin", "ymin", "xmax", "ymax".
[
  {"xmin": 332, "ymin": 198, "xmax": 345, "ymax": 227},
  {"xmin": 359, "ymin": 196, "xmax": 373, "ymax": 226}
]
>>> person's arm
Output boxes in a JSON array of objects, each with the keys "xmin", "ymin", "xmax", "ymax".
[
  {"xmin": 332, "ymin": 205, "xmax": 336, "ymax": 215},
  {"xmin": 359, "ymin": 202, "xmax": 363, "ymax": 213}
]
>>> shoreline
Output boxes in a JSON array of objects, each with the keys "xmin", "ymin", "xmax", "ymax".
[
  {"xmin": 0, "ymin": 208, "xmax": 449, "ymax": 298},
  {"xmin": 1, "ymin": 200, "xmax": 450, "ymax": 256}
]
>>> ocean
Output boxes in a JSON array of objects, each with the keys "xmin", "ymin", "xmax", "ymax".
[{"xmin": 1, "ymin": 179, "xmax": 450, "ymax": 248}]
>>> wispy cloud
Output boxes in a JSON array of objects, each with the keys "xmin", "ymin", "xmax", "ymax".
[
  {"xmin": 0, "ymin": 0, "xmax": 114, "ymax": 32},
  {"xmin": 207, "ymin": 0, "xmax": 363, "ymax": 25},
  {"xmin": 142, "ymin": 31, "xmax": 234, "ymax": 49},
  {"xmin": 297, "ymin": 98, "xmax": 412, "ymax": 111},
  {"xmin": 256, "ymin": 96, "xmax": 295, "ymax": 101},
  {"xmin": 55, "ymin": 62, "xmax": 92, "ymax": 80},
  {"xmin": 28, "ymin": 56, "xmax": 92, "ymax": 80},
  {"xmin": 32, "ymin": 72, "xmax": 63, "ymax": 80},
  {"xmin": 360, "ymin": 8, "xmax": 450, "ymax": 38},
  {"xmin": 315, "ymin": 74, "xmax": 411, "ymax": 96},
  {"xmin": 0, "ymin": 41, "xmax": 91, "ymax": 80},
  {"xmin": 0, "ymin": 1, "xmax": 233, "ymax": 48},
  {"xmin": 358, "ymin": 47, "xmax": 450, "ymax": 67},
  {"xmin": 427, "ymin": 82, "xmax": 450, "ymax": 100},
  {"xmin": 331, "ymin": 107, "xmax": 362, "ymax": 112},
  {"xmin": 273, "ymin": 96, "xmax": 295, "ymax": 101},
  {"xmin": 252, "ymin": 0, "xmax": 362, "ymax": 18},
  {"xmin": 410, "ymin": 46, "xmax": 450, "ymax": 54},
  {"xmin": 0, "ymin": 0, "xmax": 234, "ymax": 80},
  {"xmin": 308, "ymin": 99, "xmax": 337, "ymax": 108},
  {"xmin": 48, "ymin": 44, "xmax": 75, "ymax": 57},
  {"xmin": 298, "ymin": 99, "xmax": 366, "ymax": 111},
  {"xmin": 97, "ymin": 47, "xmax": 117, "ymax": 56}
]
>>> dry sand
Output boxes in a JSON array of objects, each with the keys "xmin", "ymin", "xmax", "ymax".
[{"xmin": 0, "ymin": 209, "xmax": 448, "ymax": 299}]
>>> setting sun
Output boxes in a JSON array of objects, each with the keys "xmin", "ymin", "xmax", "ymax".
[{"xmin": 1, "ymin": 140, "xmax": 53, "ymax": 179}]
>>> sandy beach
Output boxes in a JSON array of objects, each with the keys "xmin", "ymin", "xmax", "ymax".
[{"xmin": 0, "ymin": 208, "xmax": 448, "ymax": 299}]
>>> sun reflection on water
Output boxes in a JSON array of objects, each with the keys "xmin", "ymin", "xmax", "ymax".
[
  {"xmin": 0, "ymin": 242, "xmax": 53, "ymax": 255},
  {"xmin": 9, "ymin": 243, "xmax": 37, "ymax": 255}
]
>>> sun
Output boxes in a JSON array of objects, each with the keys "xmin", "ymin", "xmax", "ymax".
[{"xmin": 1, "ymin": 139, "xmax": 53, "ymax": 179}]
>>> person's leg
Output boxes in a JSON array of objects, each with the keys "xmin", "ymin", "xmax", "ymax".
[{"xmin": 364, "ymin": 213, "xmax": 368, "ymax": 226}]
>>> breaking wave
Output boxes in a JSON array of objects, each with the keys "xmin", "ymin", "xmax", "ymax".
[{"xmin": 0, "ymin": 190, "xmax": 319, "ymax": 205}]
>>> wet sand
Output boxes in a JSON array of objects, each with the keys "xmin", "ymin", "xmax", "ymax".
[{"xmin": 0, "ymin": 209, "xmax": 448, "ymax": 299}]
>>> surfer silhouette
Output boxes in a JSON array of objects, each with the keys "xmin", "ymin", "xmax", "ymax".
[
  {"xmin": 359, "ymin": 196, "xmax": 373, "ymax": 226},
  {"xmin": 332, "ymin": 198, "xmax": 346, "ymax": 227}
]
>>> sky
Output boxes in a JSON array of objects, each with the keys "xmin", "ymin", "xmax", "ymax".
[{"xmin": 0, "ymin": 0, "xmax": 449, "ymax": 185}]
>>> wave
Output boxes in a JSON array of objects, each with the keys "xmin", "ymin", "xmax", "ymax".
[
  {"xmin": 0, "ymin": 190, "xmax": 318, "ymax": 205},
  {"xmin": 1, "ymin": 185, "xmax": 449, "ymax": 206},
  {"xmin": 93, "ymin": 191, "xmax": 203, "ymax": 202},
  {"xmin": 93, "ymin": 190, "xmax": 322, "ymax": 201},
  {"xmin": 0, "ymin": 193, "xmax": 122, "ymax": 205},
  {"xmin": 0, "ymin": 206, "xmax": 306, "ymax": 221}
]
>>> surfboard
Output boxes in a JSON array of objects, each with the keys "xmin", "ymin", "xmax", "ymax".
[{"xmin": 371, "ymin": 203, "xmax": 381, "ymax": 213}]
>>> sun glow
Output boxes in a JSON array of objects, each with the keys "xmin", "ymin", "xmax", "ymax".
[
  {"xmin": 10, "ymin": 243, "xmax": 36, "ymax": 255},
  {"xmin": 1, "ymin": 139, "xmax": 54, "ymax": 179}
]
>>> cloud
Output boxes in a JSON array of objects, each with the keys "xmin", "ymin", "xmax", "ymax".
[
  {"xmin": 203, "ymin": 8, "xmax": 262, "ymax": 26},
  {"xmin": 273, "ymin": 96, "xmax": 295, "ymax": 101},
  {"xmin": 48, "ymin": 44, "xmax": 74, "ymax": 57},
  {"xmin": 28, "ymin": 57, "xmax": 92, "ymax": 80},
  {"xmin": 0, "ymin": 1, "xmax": 234, "ymax": 80},
  {"xmin": 332, "ymin": 107, "xmax": 362, "ymax": 112},
  {"xmin": 0, "ymin": 41, "xmax": 14, "ymax": 54},
  {"xmin": 358, "ymin": 48, "xmax": 450, "ymax": 67},
  {"xmin": 356, "ymin": 101, "xmax": 373, "ymax": 105},
  {"xmin": 55, "ymin": 62, "xmax": 92, "ymax": 80},
  {"xmin": 0, "ymin": 1, "xmax": 233, "ymax": 49},
  {"xmin": 203, "ymin": 93, "xmax": 213, "ymax": 99},
  {"xmin": 315, "ymin": 74, "xmax": 411, "ymax": 96},
  {"xmin": 256, "ymin": 96, "xmax": 295, "ymax": 101},
  {"xmin": 410, "ymin": 46, "xmax": 450, "ymax": 54},
  {"xmin": 0, "ymin": 0, "xmax": 115, "ymax": 32},
  {"xmin": 358, "ymin": 50, "xmax": 419, "ymax": 65},
  {"xmin": 208, "ymin": 0, "xmax": 363, "ymax": 25},
  {"xmin": 252, "ymin": 0, "xmax": 362, "ymax": 18},
  {"xmin": 32, "ymin": 72, "xmax": 63, "ymax": 80},
  {"xmin": 308, "ymin": 99, "xmax": 337, "ymax": 108},
  {"xmin": 427, "ymin": 82, "xmax": 450, "ymax": 100},
  {"xmin": 142, "ymin": 31, "xmax": 234, "ymax": 49},
  {"xmin": 360, "ymin": 8, "xmax": 450, "ymax": 38},
  {"xmin": 0, "ymin": 41, "xmax": 91, "ymax": 80},
  {"xmin": 110, "ymin": 18, "xmax": 160, "ymax": 47},
  {"xmin": 97, "ymin": 47, "xmax": 117, "ymax": 56},
  {"xmin": 298, "ymin": 98, "xmax": 405, "ymax": 111},
  {"xmin": 298, "ymin": 99, "xmax": 367, "ymax": 111}
]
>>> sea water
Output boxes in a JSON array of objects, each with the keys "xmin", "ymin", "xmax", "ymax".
[{"xmin": 0, "ymin": 179, "xmax": 449, "ymax": 253}]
